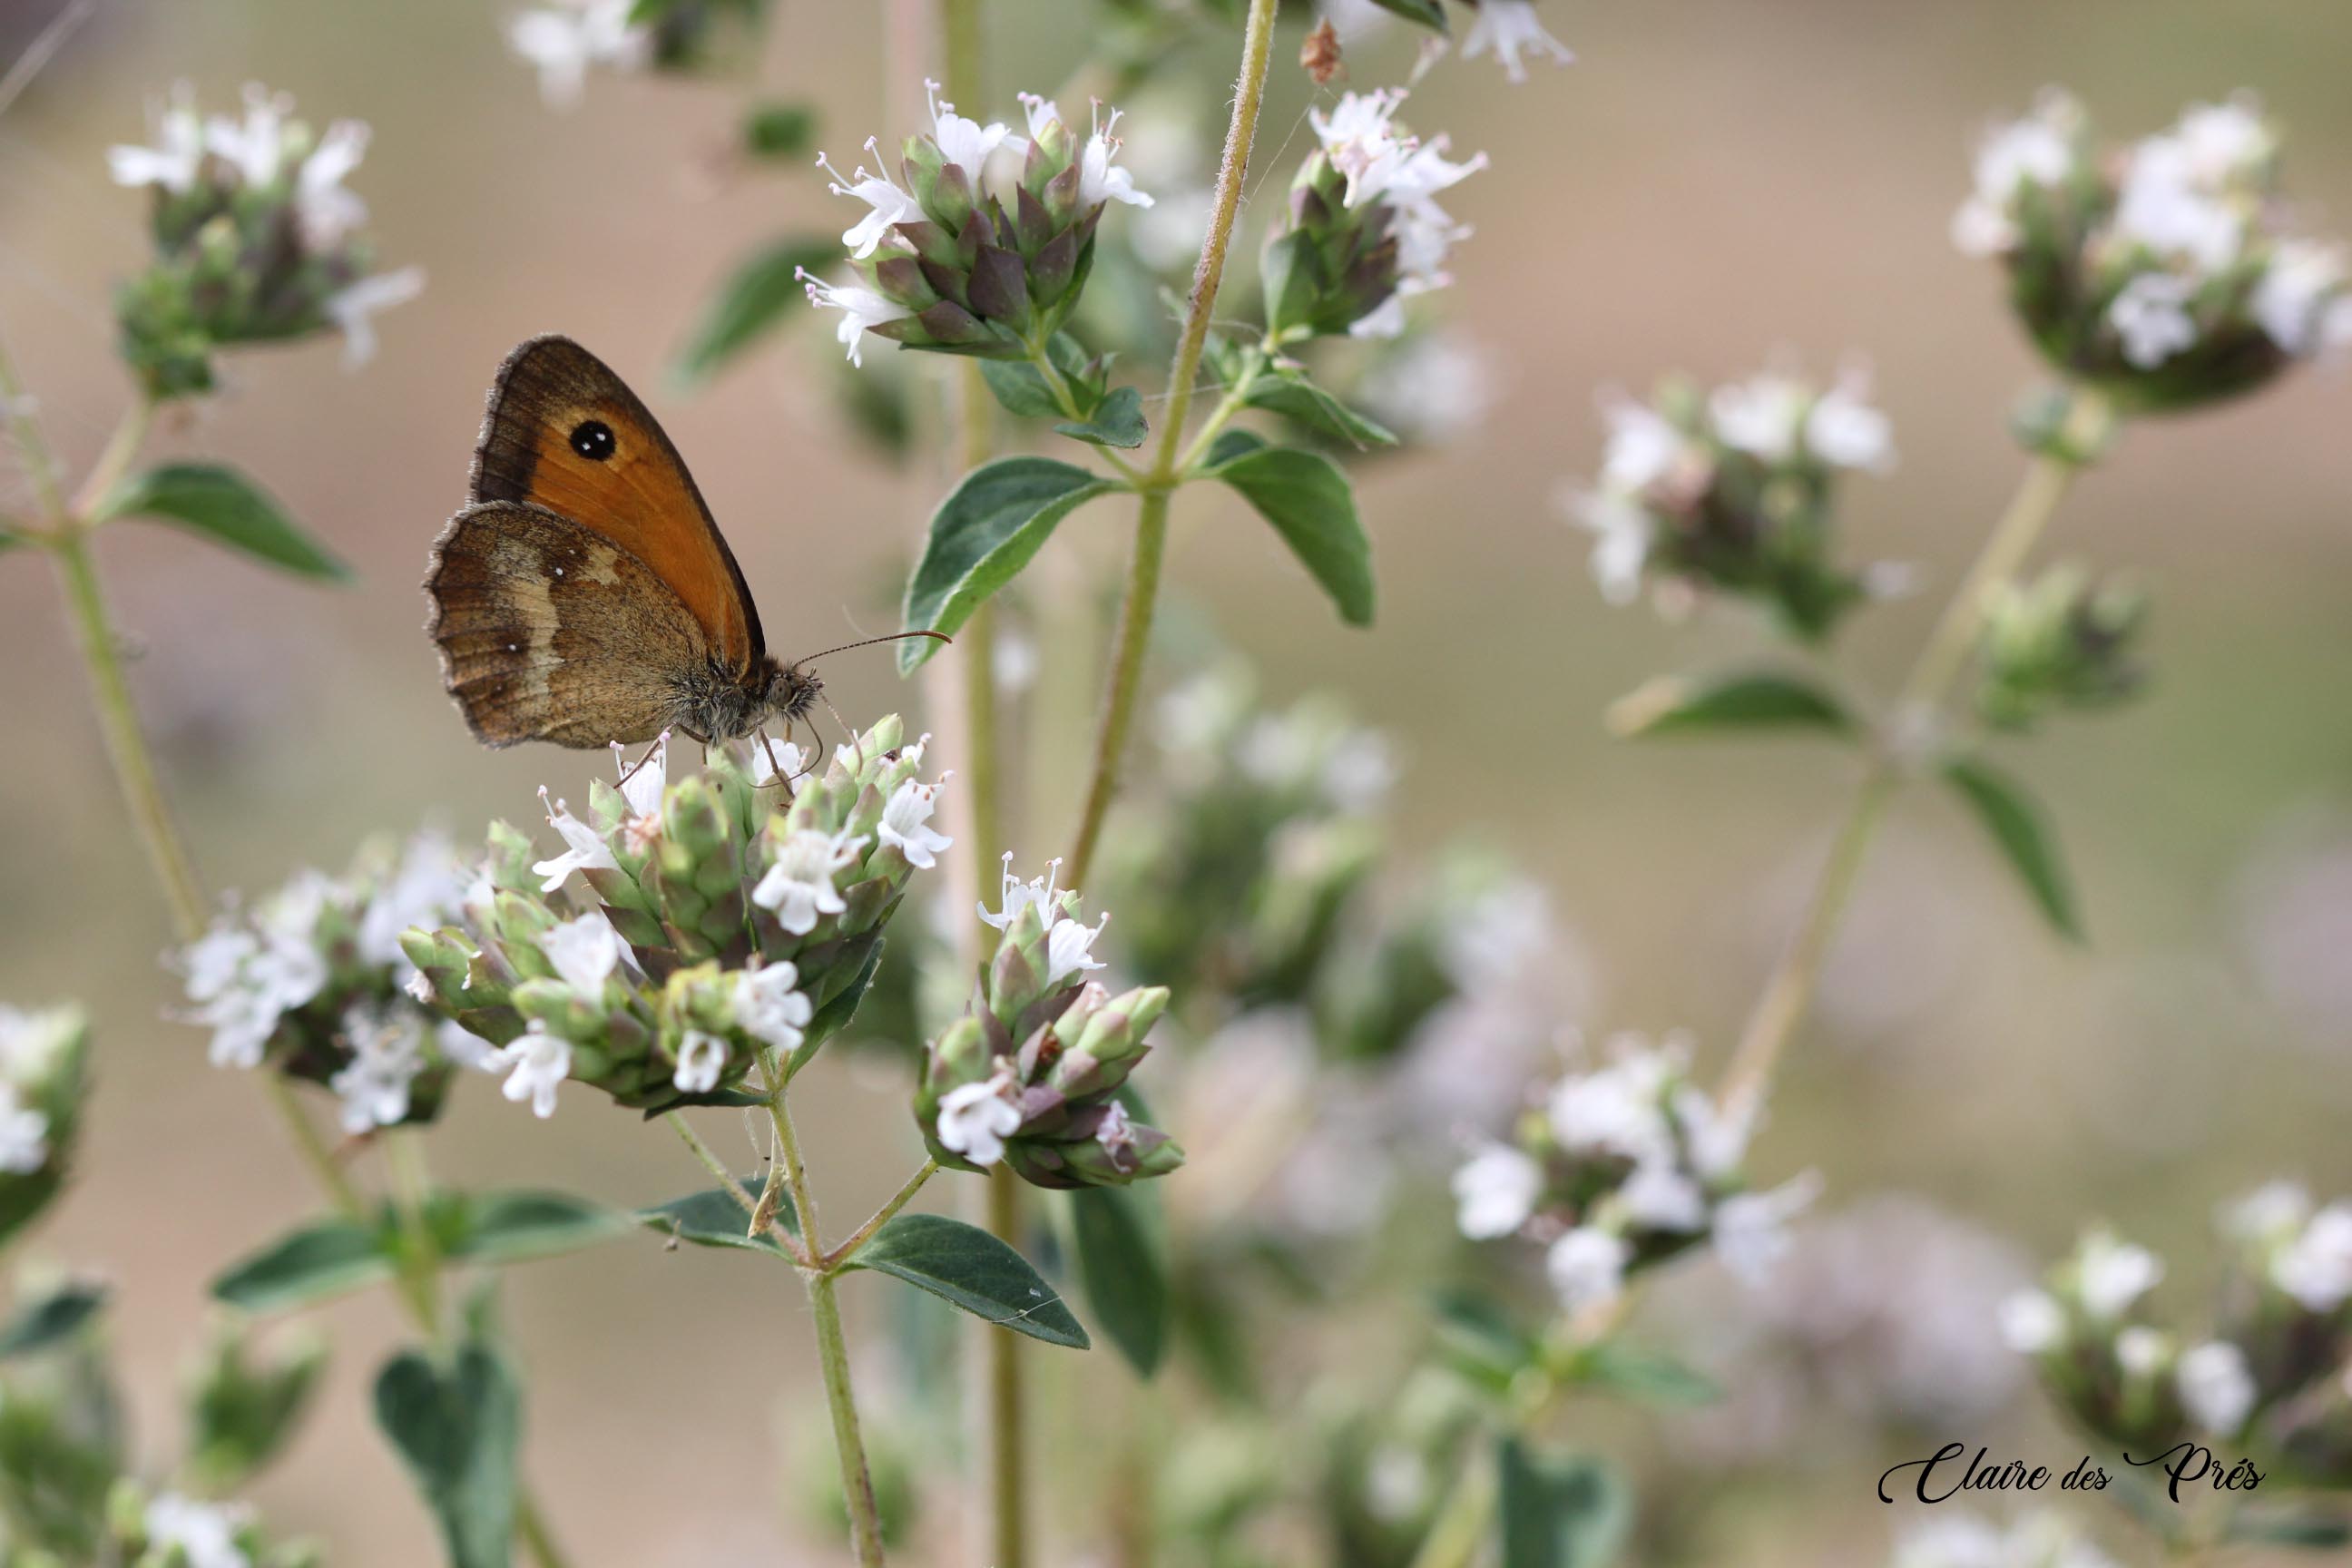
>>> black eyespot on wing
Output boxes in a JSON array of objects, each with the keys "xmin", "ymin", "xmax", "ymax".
[{"xmin": 570, "ymin": 419, "xmax": 616, "ymax": 460}]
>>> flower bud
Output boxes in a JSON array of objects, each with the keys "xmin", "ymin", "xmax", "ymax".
[
  {"xmin": 1975, "ymin": 564, "xmax": 2149, "ymax": 731},
  {"xmin": 0, "ymin": 1004, "xmax": 89, "ymax": 1250},
  {"xmin": 181, "ymin": 1322, "xmax": 327, "ymax": 1494}
]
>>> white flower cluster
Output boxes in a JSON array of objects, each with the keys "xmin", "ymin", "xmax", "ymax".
[
  {"xmin": 1451, "ymin": 1034, "xmax": 1819, "ymax": 1316},
  {"xmin": 0, "ymin": 1006, "xmax": 78, "ymax": 1175},
  {"xmin": 1457, "ymin": 1, "xmax": 1574, "ymax": 85},
  {"xmin": 1955, "ymin": 91, "xmax": 2351, "ymax": 367},
  {"xmin": 2225, "ymin": 1180, "xmax": 2352, "ymax": 1314},
  {"xmin": 505, "ymin": 0, "xmax": 652, "ymax": 109},
  {"xmin": 143, "ymin": 1491, "xmax": 257, "ymax": 1568},
  {"xmin": 1891, "ymin": 1510, "xmax": 2119, "ymax": 1568},
  {"xmin": 1997, "ymin": 1228, "xmax": 2258, "ymax": 1436},
  {"xmin": 106, "ymin": 83, "xmax": 424, "ymax": 365},
  {"xmin": 178, "ymin": 831, "xmax": 481, "ymax": 1134},
  {"xmin": 1306, "ymin": 89, "xmax": 1488, "ymax": 339},
  {"xmin": 1572, "ymin": 368, "xmax": 1894, "ymax": 607}
]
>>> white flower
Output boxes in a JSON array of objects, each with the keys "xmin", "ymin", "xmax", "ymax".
[
  {"xmin": 1571, "ymin": 490, "xmax": 1652, "ymax": 605},
  {"xmin": 1951, "ymin": 93, "xmax": 2079, "ymax": 257},
  {"xmin": 936, "ymin": 1075, "xmax": 1023, "ymax": 1166},
  {"xmin": 1710, "ymin": 374, "xmax": 1809, "ymax": 462},
  {"xmin": 1544, "ymin": 1226, "xmax": 1630, "ymax": 1313},
  {"xmin": 324, "ymin": 267, "xmax": 426, "ymax": 368},
  {"xmin": 1618, "ymin": 1160, "xmax": 1708, "ymax": 1233},
  {"xmin": 1805, "ymin": 368, "xmax": 1896, "ymax": 472},
  {"xmin": 923, "ymin": 79, "xmax": 1014, "ymax": 180},
  {"xmin": 143, "ymin": 1493, "xmax": 253, "ymax": 1568},
  {"xmin": 1458, "ymin": 0, "xmax": 1573, "ymax": 84},
  {"xmin": 796, "ymin": 269, "xmax": 912, "ymax": 368},
  {"xmin": 2273, "ymin": 1201, "xmax": 2352, "ymax": 1311},
  {"xmin": 109, "ymin": 83, "xmax": 205, "ymax": 193},
  {"xmin": 1356, "ymin": 330, "xmax": 1496, "ymax": 445},
  {"xmin": 2106, "ymin": 271, "xmax": 2199, "ymax": 368},
  {"xmin": 1044, "ymin": 914, "xmax": 1110, "ymax": 986},
  {"xmin": 612, "ymin": 730, "xmax": 670, "ymax": 823},
  {"xmin": 672, "ymin": 1029, "xmax": 727, "ymax": 1093},
  {"xmin": 436, "ymin": 1019, "xmax": 503, "ymax": 1073},
  {"xmin": 356, "ymin": 830, "xmax": 466, "ymax": 968},
  {"xmin": 1079, "ymin": 104, "xmax": 1153, "ymax": 208},
  {"xmin": 2173, "ymin": 99, "xmax": 2274, "ymax": 183},
  {"xmin": 2074, "ymin": 1230, "xmax": 2163, "ymax": 1319},
  {"xmin": 1545, "ymin": 1042, "xmax": 1678, "ymax": 1166},
  {"xmin": 1998, "ymin": 1288, "xmax": 2067, "ymax": 1354},
  {"xmin": 1437, "ymin": 879, "xmax": 1550, "ymax": 990},
  {"xmin": 816, "ymin": 138, "xmax": 925, "ymax": 260},
  {"xmin": 1671, "ymin": 1085, "xmax": 1753, "ymax": 1182},
  {"xmin": 1308, "ymin": 89, "xmax": 1486, "ymax": 217},
  {"xmin": 748, "ymin": 737, "xmax": 808, "ymax": 789},
  {"xmin": 1711, "ymin": 1171, "xmax": 1822, "ymax": 1284},
  {"xmin": 533, "ymin": 787, "xmax": 618, "ymax": 890},
  {"xmin": 0, "ymin": 1087, "xmax": 47, "ymax": 1175},
  {"xmin": 2253, "ymin": 240, "xmax": 2352, "ymax": 357},
  {"xmin": 2115, "ymin": 1326, "xmax": 2171, "ymax": 1377},
  {"xmin": 877, "ymin": 776, "xmax": 955, "ymax": 869},
  {"xmin": 979, "ymin": 854, "xmax": 1068, "ymax": 930},
  {"xmin": 2114, "ymin": 137, "xmax": 2242, "ymax": 274},
  {"xmin": 293, "ymin": 119, "xmax": 371, "ymax": 248},
  {"xmin": 731, "ymin": 960, "xmax": 812, "ymax": 1053},
  {"xmin": 2222, "ymin": 1179, "xmax": 2312, "ymax": 1243},
  {"xmin": 1452, "ymin": 1142, "xmax": 1541, "ymax": 1239},
  {"xmin": 329, "ymin": 1004, "xmax": 426, "ymax": 1134},
  {"xmin": 1596, "ymin": 390, "xmax": 1689, "ymax": 493},
  {"xmin": 204, "ymin": 83, "xmax": 292, "ymax": 188},
  {"xmin": 751, "ymin": 828, "xmax": 865, "ymax": 935},
  {"xmin": 490, "ymin": 1020, "xmax": 572, "ymax": 1119},
  {"xmin": 0, "ymin": 1007, "xmax": 74, "ymax": 1085},
  {"xmin": 2177, "ymin": 1340, "xmax": 2257, "ymax": 1436},
  {"xmin": 538, "ymin": 915, "xmax": 621, "ymax": 999},
  {"xmin": 506, "ymin": 0, "xmax": 652, "ymax": 109}
]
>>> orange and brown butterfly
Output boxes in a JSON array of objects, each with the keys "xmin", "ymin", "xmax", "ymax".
[{"xmin": 424, "ymin": 336, "xmax": 916, "ymax": 760}]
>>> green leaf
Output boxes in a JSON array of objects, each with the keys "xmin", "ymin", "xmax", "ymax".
[
  {"xmin": 845, "ymin": 1213, "xmax": 1089, "ymax": 1349},
  {"xmin": 1574, "ymin": 1341, "xmax": 1720, "ymax": 1406},
  {"xmin": 789, "ymin": 937, "xmax": 886, "ymax": 1074},
  {"xmin": 1942, "ymin": 757, "xmax": 2083, "ymax": 940},
  {"xmin": 636, "ymin": 1179, "xmax": 798, "ymax": 1255},
  {"xmin": 1202, "ymin": 428, "xmax": 1265, "ymax": 468},
  {"xmin": 374, "ymin": 1336, "xmax": 522, "ymax": 1568},
  {"xmin": 1205, "ymin": 444, "xmax": 1375, "ymax": 627},
  {"xmin": 742, "ymin": 102, "xmax": 818, "ymax": 160},
  {"xmin": 1068, "ymin": 1185, "xmax": 1168, "ymax": 1375},
  {"xmin": 1054, "ymin": 386, "xmax": 1147, "ymax": 450},
  {"xmin": 1429, "ymin": 1287, "xmax": 1537, "ymax": 1394},
  {"xmin": 898, "ymin": 457, "xmax": 1117, "ymax": 671},
  {"xmin": 212, "ymin": 1218, "xmax": 394, "ymax": 1314},
  {"xmin": 100, "ymin": 464, "xmax": 349, "ymax": 581},
  {"xmin": 0, "ymin": 1285, "xmax": 105, "ymax": 1360},
  {"xmin": 978, "ymin": 358, "xmax": 1069, "ymax": 419},
  {"xmin": 1498, "ymin": 1437, "xmax": 1629, "ymax": 1568},
  {"xmin": 672, "ymin": 235, "xmax": 842, "ymax": 386},
  {"xmin": 1244, "ymin": 372, "xmax": 1399, "ymax": 450},
  {"xmin": 1361, "ymin": 0, "xmax": 1448, "ymax": 30},
  {"xmin": 1606, "ymin": 671, "xmax": 1855, "ymax": 739},
  {"xmin": 439, "ymin": 1191, "xmax": 629, "ymax": 1267}
]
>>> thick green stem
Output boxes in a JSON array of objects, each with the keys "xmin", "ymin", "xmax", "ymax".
[
  {"xmin": 1063, "ymin": 0, "xmax": 1280, "ymax": 888},
  {"xmin": 1716, "ymin": 393, "xmax": 2109, "ymax": 1117}
]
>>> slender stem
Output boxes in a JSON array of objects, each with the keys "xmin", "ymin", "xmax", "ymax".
[
  {"xmin": 667, "ymin": 1112, "xmax": 765, "ymax": 1214},
  {"xmin": 821, "ymin": 1158, "xmax": 939, "ymax": 1270},
  {"xmin": 1170, "ymin": 339, "xmax": 1272, "ymax": 476},
  {"xmin": 384, "ymin": 1130, "xmax": 445, "ymax": 1335},
  {"xmin": 72, "ymin": 397, "xmax": 151, "ymax": 519},
  {"xmin": 1063, "ymin": 0, "xmax": 1280, "ymax": 887},
  {"xmin": 984, "ymin": 1165, "xmax": 1027, "ymax": 1568},
  {"xmin": 263, "ymin": 1075, "xmax": 368, "ymax": 1220},
  {"xmin": 1716, "ymin": 394, "xmax": 2108, "ymax": 1117},
  {"xmin": 1406, "ymin": 1446, "xmax": 1498, "ymax": 1568}
]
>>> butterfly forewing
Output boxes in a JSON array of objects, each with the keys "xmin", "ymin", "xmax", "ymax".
[
  {"xmin": 470, "ymin": 335, "xmax": 764, "ymax": 671},
  {"xmin": 426, "ymin": 501, "xmax": 715, "ymax": 748}
]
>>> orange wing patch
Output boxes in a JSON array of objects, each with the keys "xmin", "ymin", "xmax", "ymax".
[{"xmin": 471, "ymin": 336, "xmax": 763, "ymax": 672}]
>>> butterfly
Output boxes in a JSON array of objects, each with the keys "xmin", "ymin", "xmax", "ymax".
[{"xmin": 424, "ymin": 336, "xmax": 929, "ymax": 762}]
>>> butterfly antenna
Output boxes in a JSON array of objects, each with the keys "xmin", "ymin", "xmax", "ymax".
[
  {"xmin": 792, "ymin": 630, "xmax": 952, "ymax": 665},
  {"xmin": 817, "ymin": 690, "xmax": 869, "ymax": 774}
]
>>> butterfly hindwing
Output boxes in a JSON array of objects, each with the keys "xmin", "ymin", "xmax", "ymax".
[
  {"xmin": 471, "ymin": 335, "xmax": 764, "ymax": 671},
  {"xmin": 426, "ymin": 502, "xmax": 712, "ymax": 748}
]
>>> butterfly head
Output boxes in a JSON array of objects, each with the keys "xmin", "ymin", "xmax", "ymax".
[{"xmin": 762, "ymin": 660, "xmax": 823, "ymax": 726}]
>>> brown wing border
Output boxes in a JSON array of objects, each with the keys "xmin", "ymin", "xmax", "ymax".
[{"xmin": 467, "ymin": 334, "xmax": 767, "ymax": 667}]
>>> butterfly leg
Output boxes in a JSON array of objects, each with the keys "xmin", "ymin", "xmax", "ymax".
[
  {"xmin": 757, "ymin": 729, "xmax": 798, "ymax": 800},
  {"xmin": 612, "ymin": 733, "xmax": 667, "ymax": 796}
]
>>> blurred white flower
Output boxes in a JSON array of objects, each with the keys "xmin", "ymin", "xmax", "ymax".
[
  {"xmin": 2112, "ymin": 136, "xmax": 2242, "ymax": 274},
  {"xmin": 2177, "ymin": 1340, "xmax": 2255, "ymax": 1436},
  {"xmin": 1998, "ymin": 1289, "xmax": 2066, "ymax": 1355},
  {"xmin": 490, "ymin": 1019, "xmax": 572, "ymax": 1119},
  {"xmin": 937, "ymin": 1075, "xmax": 1022, "ymax": 1165},
  {"xmin": 356, "ymin": 830, "xmax": 468, "ymax": 969},
  {"xmin": 1712, "ymin": 1171, "xmax": 1823, "ymax": 1284},
  {"xmin": 877, "ymin": 777, "xmax": 955, "ymax": 869},
  {"xmin": 1545, "ymin": 1225, "xmax": 1629, "ymax": 1313},
  {"xmin": 1951, "ymin": 92, "xmax": 2080, "ymax": 257},
  {"xmin": 751, "ymin": 828, "xmax": 865, "ymax": 936},
  {"xmin": 731, "ymin": 960, "xmax": 812, "ymax": 1054},
  {"xmin": 204, "ymin": 83, "xmax": 293, "ymax": 187},
  {"xmin": 2106, "ymin": 271, "xmax": 2199, "ymax": 368},
  {"xmin": 2074, "ymin": 1230, "xmax": 2162, "ymax": 1319},
  {"xmin": 1806, "ymin": 369, "xmax": 1898, "ymax": 471},
  {"xmin": 506, "ymin": 0, "xmax": 652, "ymax": 110},
  {"xmin": 1356, "ymin": 331, "xmax": 1496, "ymax": 445},
  {"xmin": 109, "ymin": 83, "xmax": 205, "ymax": 192},
  {"xmin": 1546, "ymin": 1038, "xmax": 1678, "ymax": 1165},
  {"xmin": 2253, "ymin": 239, "xmax": 2352, "ymax": 357},
  {"xmin": 143, "ymin": 1492, "xmax": 253, "ymax": 1568},
  {"xmin": 329, "ymin": 1003, "xmax": 426, "ymax": 1134},
  {"xmin": 2273, "ymin": 1202, "xmax": 2352, "ymax": 1311},
  {"xmin": 794, "ymin": 270, "xmax": 912, "ymax": 368},
  {"xmin": 1619, "ymin": 1159, "xmax": 1708, "ymax": 1232},
  {"xmin": 1452, "ymin": 1142, "xmax": 1541, "ymax": 1239},
  {"xmin": 1459, "ymin": 0, "xmax": 1574, "ymax": 84},
  {"xmin": 672, "ymin": 1029, "xmax": 727, "ymax": 1093},
  {"xmin": 0, "ymin": 1087, "xmax": 47, "ymax": 1175},
  {"xmin": 2114, "ymin": 1325, "xmax": 2171, "ymax": 1377},
  {"xmin": 324, "ymin": 266, "xmax": 426, "ymax": 368},
  {"xmin": 2221, "ymin": 1180, "xmax": 2311, "ymax": 1244},
  {"xmin": 1711, "ymin": 368, "xmax": 1894, "ymax": 471},
  {"xmin": 1571, "ymin": 489, "xmax": 1652, "ymax": 605}
]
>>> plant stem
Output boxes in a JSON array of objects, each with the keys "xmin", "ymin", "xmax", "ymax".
[
  {"xmin": 1405, "ymin": 1445, "xmax": 1497, "ymax": 1568},
  {"xmin": 984, "ymin": 1165, "xmax": 1027, "ymax": 1567},
  {"xmin": 765, "ymin": 1080, "xmax": 888, "ymax": 1565},
  {"xmin": 384, "ymin": 1129, "xmax": 445, "ymax": 1335},
  {"xmin": 822, "ymin": 1158, "xmax": 938, "ymax": 1270},
  {"xmin": 1064, "ymin": 0, "xmax": 1280, "ymax": 888},
  {"xmin": 1716, "ymin": 393, "xmax": 2109, "ymax": 1117}
]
